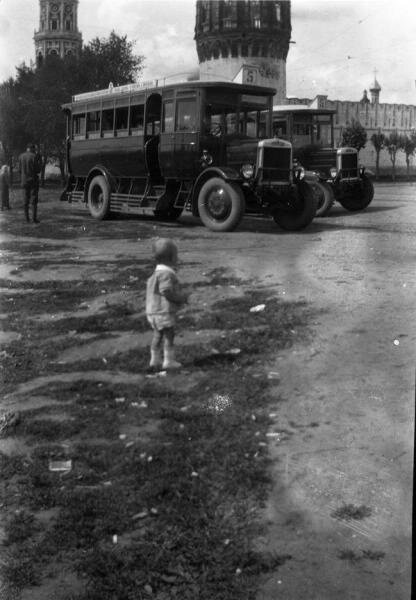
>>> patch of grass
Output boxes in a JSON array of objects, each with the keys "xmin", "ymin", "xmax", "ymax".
[
  {"xmin": 0, "ymin": 453, "xmax": 28, "ymax": 478},
  {"xmin": 1, "ymin": 276, "xmax": 310, "ymax": 597},
  {"xmin": 337, "ymin": 549, "xmax": 362, "ymax": 563},
  {"xmin": 193, "ymin": 292, "xmax": 309, "ymax": 332},
  {"xmin": 338, "ymin": 548, "xmax": 385, "ymax": 563},
  {"xmin": 2, "ymin": 369, "xmax": 288, "ymax": 597},
  {"xmin": 362, "ymin": 549, "xmax": 385, "ymax": 561},
  {"xmin": 0, "ymin": 242, "xmax": 68, "ymax": 254},
  {"xmin": 4, "ymin": 510, "xmax": 37, "ymax": 545},
  {"xmin": 331, "ymin": 503, "xmax": 372, "ymax": 521},
  {"xmin": 18, "ymin": 417, "xmax": 83, "ymax": 442},
  {"xmin": 1, "ymin": 554, "xmax": 39, "ymax": 589},
  {"xmin": 38, "ymin": 310, "xmax": 148, "ymax": 336},
  {"xmin": 196, "ymin": 266, "xmax": 245, "ymax": 287}
]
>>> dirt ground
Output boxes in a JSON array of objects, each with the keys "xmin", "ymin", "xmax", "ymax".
[{"xmin": 0, "ymin": 182, "xmax": 414, "ymax": 599}]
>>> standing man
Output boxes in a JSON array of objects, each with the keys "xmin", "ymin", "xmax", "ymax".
[
  {"xmin": 18, "ymin": 143, "xmax": 41, "ymax": 223},
  {"xmin": 33, "ymin": 145, "xmax": 43, "ymax": 210}
]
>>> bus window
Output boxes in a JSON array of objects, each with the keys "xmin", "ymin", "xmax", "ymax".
[
  {"xmin": 293, "ymin": 123, "xmax": 311, "ymax": 136},
  {"xmin": 87, "ymin": 111, "xmax": 101, "ymax": 138},
  {"xmin": 273, "ymin": 119, "xmax": 287, "ymax": 138},
  {"xmin": 292, "ymin": 118, "xmax": 312, "ymax": 146},
  {"xmin": 72, "ymin": 113, "xmax": 86, "ymax": 139},
  {"xmin": 102, "ymin": 108, "xmax": 114, "ymax": 136},
  {"xmin": 130, "ymin": 104, "xmax": 144, "ymax": 134},
  {"xmin": 225, "ymin": 112, "xmax": 238, "ymax": 134},
  {"xmin": 313, "ymin": 114, "xmax": 332, "ymax": 146},
  {"xmin": 115, "ymin": 106, "xmax": 129, "ymax": 135},
  {"xmin": 176, "ymin": 99, "xmax": 196, "ymax": 132},
  {"xmin": 162, "ymin": 100, "xmax": 174, "ymax": 133}
]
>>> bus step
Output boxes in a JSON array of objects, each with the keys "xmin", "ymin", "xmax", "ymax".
[
  {"xmin": 111, "ymin": 200, "xmax": 156, "ymax": 216},
  {"xmin": 70, "ymin": 192, "xmax": 84, "ymax": 203}
]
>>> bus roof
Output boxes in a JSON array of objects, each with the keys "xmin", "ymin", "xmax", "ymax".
[
  {"xmin": 63, "ymin": 79, "xmax": 277, "ymax": 108},
  {"xmin": 273, "ymin": 104, "xmax": 336, "ymax": 116}
]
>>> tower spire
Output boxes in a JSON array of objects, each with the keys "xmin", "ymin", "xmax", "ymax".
[
  {"xmin": 369, "ymin": 67, "xmax": 381, "ymax": 104},
  {"xmin": 34, "ymin": 0, "xmax": 82, "ymax": 67}
]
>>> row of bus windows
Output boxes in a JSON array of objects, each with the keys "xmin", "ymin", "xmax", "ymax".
[
  {"xmin": 72, "ymin": 99, "xmax": 197, "ymax": 138},
  {"xmin": 73, "ymin": 105, "xmax": 145, "ymax": 137}
]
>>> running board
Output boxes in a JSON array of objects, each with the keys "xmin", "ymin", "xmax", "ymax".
[{"xmin": 111, "ymin": 194, "xmax": 156, "ymax": 215}]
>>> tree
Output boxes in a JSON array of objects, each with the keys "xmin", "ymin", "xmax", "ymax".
[
  {"xmin": 400, "ymin": 133, "xmax": 416, "ymax": 181},
  {"xmin": 15, "ymin": 57, "xmax": 67, "ymax": 184},
  {"xmin": 370, "ymin": 130, "xmax": 385, "ymax": 180},
  {"xmin": 0, "ymin": 77, "xmax": 27, "ymax": 171},
  {"xmin": 341, "ymin": 119, "xmax": 367, "ymax": 154},
  {"xmin": 385, "ymin": 131, "xmax": 402, "ymax": 181},
  {"xmin": 76, "ymin": 31, "xmax": 144, "ymax": 91},
  {"xmin": 0, "ymin": 32, "xmax": 145, "ymax": 182}
]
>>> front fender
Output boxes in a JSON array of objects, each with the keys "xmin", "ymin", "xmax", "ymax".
[
  {"xmin": 194, "ymin": 166, "xmax": 241, "ymax": 187},
  {"xmin": 303, "ymin": 170, "xmax": 320, "ymax": 182},
  {"xmin": 361, "ymin": 168, "xmax": 374, "ymax": 178}
]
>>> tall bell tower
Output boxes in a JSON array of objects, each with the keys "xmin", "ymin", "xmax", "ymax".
[
  {"xmin": 195, "ymin": 0, "xmax": 292, "ymax": 102},
  {"xmin": 34, "ymin": 0, "xmax": 82, "ymax": 67}
]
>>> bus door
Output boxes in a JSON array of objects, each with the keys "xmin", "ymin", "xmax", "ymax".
[
  {"xmin": 159, "ymin": 91, "xmax": 199, "ymax": 179},
  {"xmin": 144, "ymin": 93, "xmax": 162, "ymax": 181},
  {"xmin": 292, "ymin": 115, "xmax": 313, "ymax": 148},
  {"xmin": 312, "ymin": 114, "xmax": 333, "ymax": 147}
]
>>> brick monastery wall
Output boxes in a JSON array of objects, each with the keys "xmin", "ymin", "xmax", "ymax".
[{"xmin": 330, "ymin": 100, "xmax": 416, "ymax": 175}]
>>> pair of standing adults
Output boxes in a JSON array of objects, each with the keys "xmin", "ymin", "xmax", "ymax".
[{"xmin": 18, "ymin": 143, "xmax": 42, "ymax": 223}]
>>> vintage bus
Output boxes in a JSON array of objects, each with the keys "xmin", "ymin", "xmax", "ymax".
[
  {"xmin": 61, "ymin": 79, "xmax": 318, "ymax": 232},
  {"xmin": 272, "ymin": 104, "xmax": 374, "ymax": 216}
]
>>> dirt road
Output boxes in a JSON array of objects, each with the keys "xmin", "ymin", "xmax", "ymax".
[{"xmin": 1, "ymin": 182, "xmax": 414, "ymax": 599}]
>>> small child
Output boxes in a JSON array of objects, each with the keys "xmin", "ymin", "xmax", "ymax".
[
  {"xmin": 146, "ymin": 238, "xmax": 188, "ymax": 371},
  {"xmin": 0, "ymin": 164, "xmax": 11, "ymax": 211}
]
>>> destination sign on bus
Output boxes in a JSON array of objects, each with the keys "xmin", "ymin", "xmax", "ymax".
[{"xmin": 73, "ymin": 79, "xmax": 159, "ymax": 102}]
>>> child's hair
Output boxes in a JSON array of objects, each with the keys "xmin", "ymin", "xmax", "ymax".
[
  {"xmin": 152, "ymin": 238, "xmax": 178, "ymax": 265},
  {"xmin": 0, "ymin": 164, "xmax": 9, "ymax": 175}
]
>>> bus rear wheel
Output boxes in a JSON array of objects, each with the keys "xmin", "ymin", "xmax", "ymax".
[
  {"xmin": 197, "ymin": 177, "xmax": 245, "ymax": 232},
  {"xmin": 272, "ymin": 181, "xmax": 317, "ymax": 230},
  {"xmin": 87, "ymin": 175, "xmax": 111, "ymax": 220}
]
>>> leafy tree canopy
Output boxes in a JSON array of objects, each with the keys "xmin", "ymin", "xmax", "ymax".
[
  {"xmin": 0, "ymin": 31, "xmax": 144, "ymax": 170},
  {"xmin": 370, "ymin": 131, "xmax": 385, "ymax": 152},
  {"xmin": 341, "ymin": 119, "xmax": 367, "ymax": 153},
  {"xmin": 400, "ymin": 133, "xmax": 416, "ymax": 158},
  {"xmin": 79, "ymin": 31, "xmax": 144, "ymax": 90}
]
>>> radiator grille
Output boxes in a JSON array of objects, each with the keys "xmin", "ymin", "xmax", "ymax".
[
  {"xmin": 339, "ymin": 153, "xmax": 358, "ymax": 178},
  {"xmin": 261, "ymin": 146, "xmax": 291, "ymax": 181}
]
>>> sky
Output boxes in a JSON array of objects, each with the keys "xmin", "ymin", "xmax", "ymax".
[{"xmin": 0, "ymin": 0, "xmax": 415, "ymax": 105}]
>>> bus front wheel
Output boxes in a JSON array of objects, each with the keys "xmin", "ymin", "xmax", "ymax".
[
  {"xmin": 197, "ymin": 177, "xmax": 245, "ymax": 232},
  {"xmin": 87, "ymin": 175, "xmax": 111, "ymax": 220},
  {"xmin": 339, "ymin": 175, "xmax": 374, "ymax": 212},
  {"xmin": 272, "ymin": 181, "xmax": 317, "ymax": 231}
]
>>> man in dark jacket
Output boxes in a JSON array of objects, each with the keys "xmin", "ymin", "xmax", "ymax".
[{"xmin": 18, "ymin": 143, "xmax": 41, "ymax": 223}]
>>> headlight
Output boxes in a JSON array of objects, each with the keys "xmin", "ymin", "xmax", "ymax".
[
  {"xmin": 241, "ymin": 163, "xmax": 255, "ymax": 179},
  {"xmin": 295, "ymin": 166, "xmax": 305, "ymax": 180},
  {"xmin": 201, "ymin": 150, "xmax": 213, "ymax": 165},
  {"xmin": 330, "ymin": 167, "xmax": 337, "ymax": 178}
]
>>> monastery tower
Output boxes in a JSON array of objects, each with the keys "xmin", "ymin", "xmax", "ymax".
[
  {"xmin": 34, "ymin": 0, "xmax": 82, "ymax": 67},
  {"xmin": 194, "ymin": 0, "xmax": 291, "ymax": 102}
]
